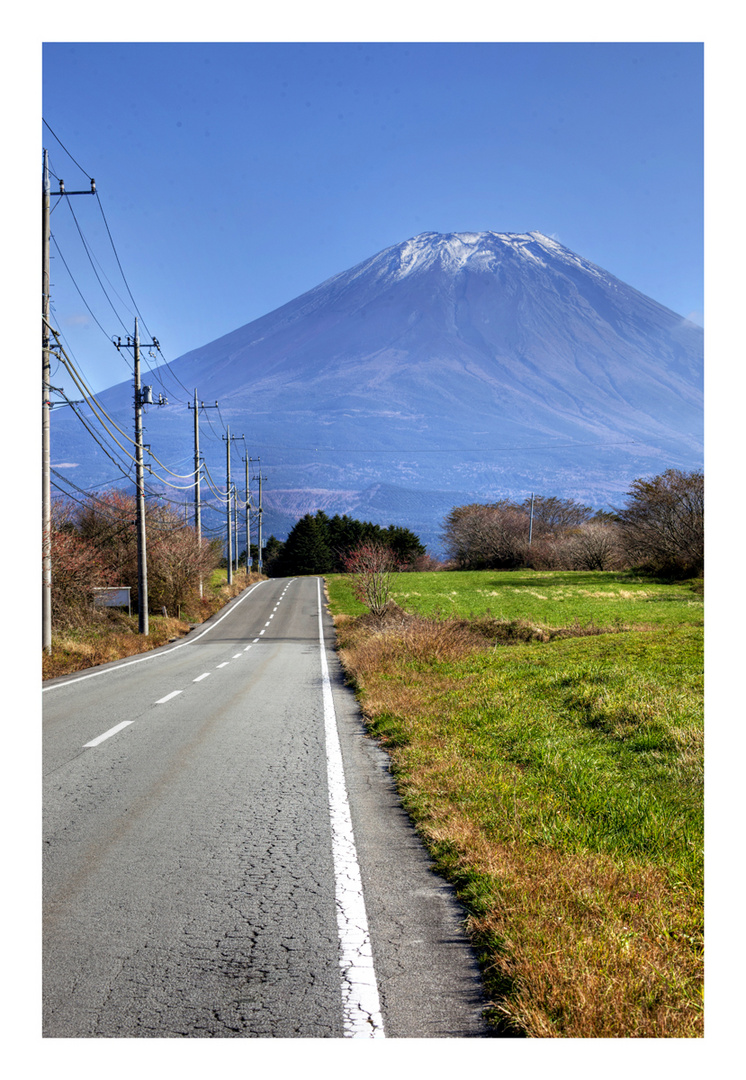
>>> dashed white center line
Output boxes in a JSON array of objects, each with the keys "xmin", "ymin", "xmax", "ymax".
[
  {"xmin": 194, "ymin": 672, "xmax": 210, "ymax": 682},
  {"xmin": 84, "ymin": 721, "xmax": 134, "ymax": 748},
  {"xmin": 233, "ymin": 653, "xmax": 243, "ymax": 659},
  {"xmin": 244, "ymin": 645, "xmax": 252, "ymax": 652},
  {"xmin": 155, "ymin": 690, "xmax": 182, "ymax": 704},
  {"xmin": 217, "ymin": 662, "xmax": 229, "ymax": 669}
]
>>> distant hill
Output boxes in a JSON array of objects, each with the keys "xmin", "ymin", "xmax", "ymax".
[{"xmin": 51, "ymin": 231, "xmax": 703, "ymax": 554}]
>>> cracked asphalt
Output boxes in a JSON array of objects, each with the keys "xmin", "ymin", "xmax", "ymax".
[{"xmin": 42, "ymin": 576, "xmax": 488, "ymax": 1038}]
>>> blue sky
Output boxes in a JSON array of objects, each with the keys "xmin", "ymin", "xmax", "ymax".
[{"xmin": 40, "ymin": 40, "xmax": 704, "ymax": 398}]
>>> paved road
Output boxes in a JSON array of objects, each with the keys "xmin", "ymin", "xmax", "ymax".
[{"xmin": 43, "ymin": 576, "xmax": 489, "ymax": 1038}]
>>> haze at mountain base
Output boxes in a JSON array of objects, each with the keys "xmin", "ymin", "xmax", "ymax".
[{"xmin": 51, "ymin": 231, "xmax": 703, "ymax": 554}]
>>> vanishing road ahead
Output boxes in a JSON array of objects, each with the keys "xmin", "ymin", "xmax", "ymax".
[{"xmin": 43, "ymin": 576, "xmax": 488, "ymax": 1038}]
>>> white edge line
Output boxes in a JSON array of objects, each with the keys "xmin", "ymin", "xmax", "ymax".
[
  {"xmin": 43, "ymin": 580, "xmax": 268, "ymax": 692},
  {"xmin": 317, "ymin": 578, "xmax": 385, "ymax": 1039},
  {"xmin": 83, "ymin": 720, "xmax": 134, "ymax": 747}
]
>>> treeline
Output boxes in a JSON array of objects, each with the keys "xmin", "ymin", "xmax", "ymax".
[
  {"xmin": 49, "ymin": 468, "xmax": 703, "ymax": 630},
  {"xmin": 442, "ymin": 470, "xmax": 703, "ymax": 578},
  {"xmin": 264, "ymin": 511, "xmax": 426, "ymax": 577},
  {"xmin": 50, "ymin": 490, "xmax": 221, "ymax": 626}
]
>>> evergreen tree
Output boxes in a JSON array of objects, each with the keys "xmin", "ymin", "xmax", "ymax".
[
  {"xmin": 272, "ymin": 513, "xmax": 334, "ymax": 576},
  {"xmin": 270, "ymin": 509, "xmax": 426, "ymax": 576}
]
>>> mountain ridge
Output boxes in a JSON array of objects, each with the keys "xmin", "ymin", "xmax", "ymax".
[{"xmin": 51, "ymin": 230, "xmax": 703, "ymax": 553}]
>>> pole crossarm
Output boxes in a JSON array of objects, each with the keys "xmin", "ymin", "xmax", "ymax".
[{"xmin": 55, "ymin": 178, "xmax": 97, "ymax": 196}]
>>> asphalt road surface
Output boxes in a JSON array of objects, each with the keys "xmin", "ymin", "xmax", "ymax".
[{"xmin": 43, "ymin": 576, "xmax": 489, "ymax": 1038}]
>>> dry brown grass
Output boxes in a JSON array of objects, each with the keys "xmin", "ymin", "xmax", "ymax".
[
  {"xmin": 333, "ymin": 607, "xmax": 703, "ymax": 1038},
  {"xmin": 42, "ymin": 612, "xmax": 193, "ymax": 680},
  {"xmin": 406, "ymin": 804, "xmax": 702, "ymax": 1038},
  {"xmin": 43, "ymin": 572, "xmax": 264, "ymax": 681}
]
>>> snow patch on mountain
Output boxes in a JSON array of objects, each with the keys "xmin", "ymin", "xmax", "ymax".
[{"xmin": 51, "ymin": 229, "xmax": 703, "ymax": 553}]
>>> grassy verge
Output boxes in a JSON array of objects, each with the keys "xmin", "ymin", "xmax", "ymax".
[
  {"xmin": 43, "ymin": 570, "xmax": 264, "ymax": 681},
  {"xmin": 326, "ymin": 569, "xmax": 703, "ymax": 1038}
]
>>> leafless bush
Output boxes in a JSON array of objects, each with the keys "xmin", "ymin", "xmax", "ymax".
[
  {"xmin": 53, "ymin": 491, "xmax": 219, "ymax": 618},
  {"xmin": 565, "ymin": 522, "xmax": 626, "ymax": 570},
  {"xmin": 443, "ymin": 496, "xmax": 597, "ymax": 571},
  {"xmin": 342, "ymin": 542, "xmax": 405, "ymax": 616},
  {"xmin": 442, "ymin": 502, "xmax": 529, "ymax": 569},
  {"xmin": 615, "ymin": 469, "xmax": 703, "ymax": 577},
  {"xmin": 49, "ymin": 504, "xmax": 116, "ymax": 626}
]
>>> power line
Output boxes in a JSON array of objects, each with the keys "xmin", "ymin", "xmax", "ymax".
[
  {"xmin": 43, "ymin": 119, "xmax": 93, "ymax": 181},
  {"xmin": 64, "ymin": 196, "xmax": 130, "ymax": 334},
  {"xmin": 50, "ymin": 234, "xmax": 127, "ymax": 346}
]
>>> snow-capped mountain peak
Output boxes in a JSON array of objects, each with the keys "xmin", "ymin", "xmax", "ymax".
[{"xmin": 52, "ymin": 230, "xmax": 703, "ymax": 552}]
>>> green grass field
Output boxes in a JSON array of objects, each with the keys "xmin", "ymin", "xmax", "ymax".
[
  {"xmin": 330, "ymin": 567, "xmax": 704, "ymax": 628},
  {"xmin": 326, "ymin": 569, "xmax": 704, "ymax": 1037}
]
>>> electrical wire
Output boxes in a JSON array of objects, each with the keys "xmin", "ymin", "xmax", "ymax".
[
  {"xmin": 50, "ymin": 386, "xmax": 136, "ymax": 482},
  {"xmin": 202, "ymin": 462, "xmax": 229, "ymax": 501},
  {"xmin": 50, "ymin": 235, "xmax": 128, "ymax": 350},
  {"xmin": 64, "ymin": 196, "xmax": 130, "ymax": 335},
  {"xmin": 52, "ymin": 346, "xmax": 139, "ymax": 456},
  {"xmin": 43, "ymin": 119, "xmax": 93, "ymax": 181},
  {"xmin": 45, "ymin": 123, "xmax": 190, "ymax": 408}
]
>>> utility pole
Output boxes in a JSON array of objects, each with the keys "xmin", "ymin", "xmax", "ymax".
[
  {"xmin": 223, "ymin": 427, "xmax": 242, "ymax": 584},
  {"xmin": 233, "ymin": 484, "xmax": 239, "ymax": 576},
  {"xmin": 187, "ymin": 392, "xmax": 218, "ymax": 597},
  {"xmin": 528, "ymin": 492, "xmax": 535, "ymax": 547},
  {"xmin": 116, "ymin": 319, "xmax": 164, "ymax": 634},
  {"xmin": 250, "ymin": 463, "xmax": 268, "ymax": 575},
  {"xmin": 42, "ymin": 149, "xmax": 95, "ymax": 653},
  {"xmin": 190, "ymin": 388, "xmax": 202, "ymax": 544},
  {"xmin": 244, "ymin": 456, "xmax": 251, "ymax": 572},
  {"xmin": 42, "ymin": 150, "xmax": 52, "ymax": 655}
]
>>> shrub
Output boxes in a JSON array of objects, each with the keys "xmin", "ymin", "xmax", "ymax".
[
  {"xmin": 49, "ymin": 505, "xmax": 116, "ymax": 626},
  {"xmin": 342, "ymin": 542, "xmax": 405, "ymax": 616},
  {"xmin": 615, "ymin": 469, "xmax": 704, "ymax": 578},
  {"xmin": 52, "ymin": 492, "xmax": 220, "ymax": 618},
  {"xmin": 565, "ymin": 522, "xmax": 626, "ymax": 571}
]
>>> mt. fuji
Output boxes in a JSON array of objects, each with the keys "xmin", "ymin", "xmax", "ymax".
[{"xmin": 52, "ymin": 231, "xmax": 703, "ymax": 553}]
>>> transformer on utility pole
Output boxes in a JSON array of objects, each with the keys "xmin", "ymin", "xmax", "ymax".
[{"xmin": 116, "ymin": 319, "xmax": 165, "ymax": 635}]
